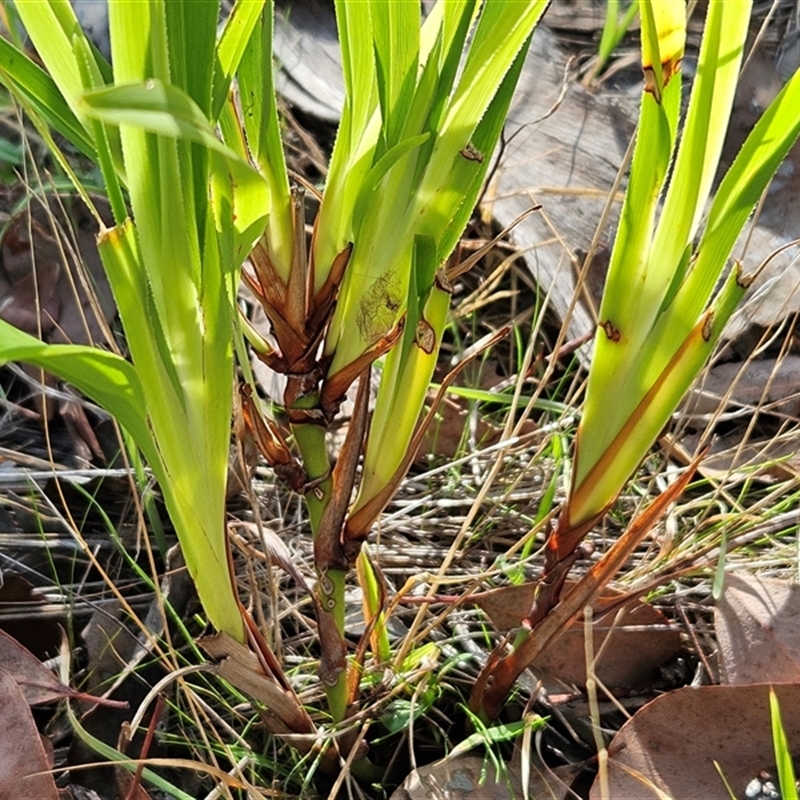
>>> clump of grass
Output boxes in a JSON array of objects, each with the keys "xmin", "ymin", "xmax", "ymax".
[{"xmin": 3, "ymin": 1, "xmax": 800, "ymax": 796}]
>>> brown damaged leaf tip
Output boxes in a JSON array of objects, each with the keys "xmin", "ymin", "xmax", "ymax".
[
  {"xmin": 239, "ymin": 383, "xmax": 307, "ymax": 492},
  {"xmin": 643, "ymin": 56, "xmax": 682, "ymax": 99}
]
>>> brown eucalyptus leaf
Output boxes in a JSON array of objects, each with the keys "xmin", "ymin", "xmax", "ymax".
[
  {"xmin": 715, "ymin": 572, "xmax": 800, "ymax": 685},
  {"xmin": 476, "ymin": 584, "xmax": 681, "ymax": 688},
  {"xmin": 420, "ymin": 397, "xmax": 505, "ymax": 460},
  {"xmin": 593, "ymin": 683, "xmax": 800, "ymax": 799},
  {"xmin": 683, "ymin": 356, "xmax": 800, "ymax": 419},
  {"xmin": 0, "ymin": 261, "xmax": 61, "ymax": 336},
  {"xmin": 681, "ymin": 429, "xmax": 800, "ymax": 482},
  {"xmin": 0, "ymin": 627, "xmax": 72, "ymax": 706},
  {"xmin": 0, "ymin": 627, "xmax": 124, "ymax": 709},
  {"xmin": 0, "ymin": 666, "xmax": 59, "ymax": 800},
  {"xmin": 389, "ymin": 754, "xmax": 578, "ymax": 800},
  {"xmin": 474, "ymin": 582, "xmax": 539, "ymax": 631},
  {"xmin": 1, "ymin": 197, "xmax": 115, "ymax": 347}
]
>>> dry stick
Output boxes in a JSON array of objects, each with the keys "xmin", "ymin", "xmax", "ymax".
[{"xmin": 471, "ymin": 454, "xmax": 701, "ymax": 722}]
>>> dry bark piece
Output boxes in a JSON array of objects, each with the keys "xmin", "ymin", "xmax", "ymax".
[
  {"xmin": 594, "ymin": 683, "xmax": 800, "ymax": 799},
  {"xmin": 274, "ymin": 0, "xmax": 343, "ymax": 124},
  {"xmin": 720, "ymin": 45, "xmax": 800, "ymax": 345},
  {"xmin": 715, "ymin": 571, "xmax": 800, "ymax": 685},
  {"xmin": 475, "ymin": 583, "xmax": 681, "ymax": 688},
  {"xmin": 0, "ymin": 666, "xmax": 59, "ymax": 800},
  {"xmin": 543, "ymin": 0, "xmax": 615, "ymax": 34},
  {"xmin": 490, "ymin": 26, "xmax": 637, "ymax": 353}
]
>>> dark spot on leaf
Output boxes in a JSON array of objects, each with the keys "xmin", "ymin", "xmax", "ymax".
[
  {"xmin": 601, "ymin": 320, "xmax": 621, "ymax": 342},
  {"xmin": 415, "ymin": 318, "xmax": 436, "ymax": 354},
  {"xmin": 460, "ymin": 143, "xmax": 484, "ymax": 163},
  {"xmin": 702, "ymin": 313, "xmax": 714, "ymax": 342}
]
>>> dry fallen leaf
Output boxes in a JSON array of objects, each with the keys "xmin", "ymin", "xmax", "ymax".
[
  {"xmin": 680, "ymin": 428, "xmax": 800, "ymax": 482},
  {"xmin": 593, "ymin": 683, "xmax": 800, "ymax": 799},
  {"xmin": 684, "ymin": 356, "xmax": 800, "ymax": 420},
  {"xmin": 0, "ymin": 666, "xmax": 59, "ymax": 800},
  {"xmin": 0, "ymin": 627, "xmax": 76, "ymax": 706},
  {"xmin": 0, "ymin": 627, "xmax": 126, "ymax": 710},
  {"xmin": 715, "ymin": 571, "xmax": 800, "ymax": 685},
  {"xmin": 115, "ymin": 769, "xmax": 153, "ymax": 800},
  {"xmin": 475, "ymin": 583, "xmax": 681, "ymax": 688}
]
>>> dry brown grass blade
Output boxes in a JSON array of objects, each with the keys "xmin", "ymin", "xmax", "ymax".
[
  {"xmin": 319, "ymin": 322, "xmax": 405, "ymax": 419},
  {"xmin": 239, "ymin": 383, "xmax": 306, "ymax": 492},
  {"xmin": 317, "ymin": 368, "xmax": 371, "ymax": 569},
  {"xmin": 445, "ymin": 206, "xmax": 541, "ymax": 282},
  {"xmin": 471, "ymin": 452, "xmax": 702, "ymax": 722}
]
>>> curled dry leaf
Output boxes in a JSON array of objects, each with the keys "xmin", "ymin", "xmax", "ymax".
[
  {"xmin": 593, "ymin": 683, "xmax": 800, "ymax": 799},
  {"xmin": 0, "ymin": 666, "xmax": 59, "ymax": 800},
  {"xmin": 715, "ymin": 571, "xmax": 800, "ymax": 685},
  {"xmin": 475, "ymin": 582, "xmax": 681, "ymax": 688}
]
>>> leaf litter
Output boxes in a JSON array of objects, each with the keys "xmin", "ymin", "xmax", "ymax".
[
  {"xmin": 716, "ymin": 572, "xmax": 800, "ymax": 685},
  {"xmin": 595, "ymin": 572, "xmax": 800, "ymax": 797},
  {"xmin": 0, "ymin": 665, "xmax": 60, "ymax": 800}
]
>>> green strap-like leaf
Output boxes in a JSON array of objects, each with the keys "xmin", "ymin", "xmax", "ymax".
[
  {"xmin": 0, "ymin": 37, "xmax": 94, "ymax": 158},
  {"xmin": 238, "ymin": 0, "xmax": 293, "ymax": 279},
  {"xmin": 372, "ymin": 0, "xmax": 420, "ymax": 150},
  {"xmin": 164, "ymin": 0, "xmax": 218, "ymax": 118},
  {"xmin": 675, "ymin": 59, "xmax": 800, "ymax": 322},
  {"xmin": 648, "ymin": 0, "xmax": 749, "ymax": 294},
  {"xmin": 213, "ymin": 0, "xmax": 267, "ymax": 120},
  {"xmin": 14, "ymin": 0, "xmax": 86, "ymax": 122},
  {"xmin": 0, "ymin": 319, "xmax": 157, "ymax": 470},
  {"xmin": 80, "ymin": 80, "xmax": 240, "ymax": 159}
]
